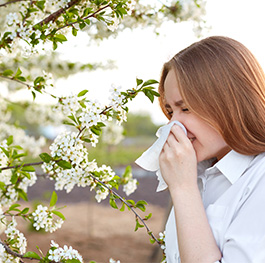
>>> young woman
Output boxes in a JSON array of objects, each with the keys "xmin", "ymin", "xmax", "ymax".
[{"xmin": 158, "ymin": 36, "xmax": 265, "ymax": 263}]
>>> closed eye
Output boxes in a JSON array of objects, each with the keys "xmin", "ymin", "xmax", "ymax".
[
  {"xmin": 182, "ymin": 108, "xmax": 189, "ymax": 112},
  {"xmin": 165, "ymin": 104, "xmax": 173, "ymax": 116}
]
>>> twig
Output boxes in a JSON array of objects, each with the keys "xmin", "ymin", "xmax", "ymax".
[
  {"xmin": 0, "ymin": 74, "xmax": 58, "ymax": 99},
  {"xmin": 22, "ymin": 0, "xmax": 34, "ymax": 25},
  {"xmin": 35, "ymin": 0, "xmax": 81, "ymax": 27},
  {"xmin": 0, "ymin": 161, "xmax": 43, "ymax": 171},
  {"xmin": 45, "ymin": 4, "xmax": 111, "ymax": 37},
  {"xmin": 0, "ymin": 239, "xmax": 63, "ymax": 262},
  {"xmin": 0, "ymin": 75, "xmax": 31, "ymax": 89},
  {"xmin": 88, "ymin": 172, "xmax": 160, "ymax": 244}
]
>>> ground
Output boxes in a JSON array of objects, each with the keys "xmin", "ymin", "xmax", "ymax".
[{"xmin": 19, "ymin": 171, "xmax": 172, "ymax": 263}]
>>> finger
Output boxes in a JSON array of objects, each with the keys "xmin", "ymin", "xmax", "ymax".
[
  {"xmin": 166, "ymin": 132, "xmax": 180, "ymax": 147},
  {"xmin": 170, "ymin": 124, "xmax": 189, "ymax": 144}
]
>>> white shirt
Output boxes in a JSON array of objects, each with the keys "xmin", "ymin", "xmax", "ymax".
[{"xmin": 165, "ymin": 150, "xmax": 265, "ymax": 263}]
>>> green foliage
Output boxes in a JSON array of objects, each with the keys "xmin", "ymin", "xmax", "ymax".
[
  {"xmin": 124, "ymin": 113, "xmax": 159, "ymax": 137},
  {"xmin": 39, "ymin": 153, "xmax": 52, "ymax": 163},
  {"xmin": 23, "ymin": 251, "xmax": 41, "ymax": 260},
  {"xmin": 49, "ymin": 191, "xmax": 58, "ymax": 207}
]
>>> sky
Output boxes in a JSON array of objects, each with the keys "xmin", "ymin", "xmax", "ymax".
[{"xmin": 29, "ymin": 0, "xmax": 265, "ymax": 125}]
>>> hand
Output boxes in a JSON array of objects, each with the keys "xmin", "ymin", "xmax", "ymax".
[{"xmin": 159, "ymin": 124, "xmax": 197, "ymax": 192}]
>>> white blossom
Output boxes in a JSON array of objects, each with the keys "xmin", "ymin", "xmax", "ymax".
[
  {"xmin": 0, "ymin": 123, "xmax": 46, "ymax": 157},
  {"xmin": 159, "ymin": 231, "xmax": 166, "ymax": 252},
  {"xmin": 102, "ymin": 121, "xmax": 124, "ymax": 145},
  {"xmin": 32, "ymin": 205, "xmax": 64, "ymax": 233},
  {"xmin": 5, "ymin": 13, "xmax": 19, "ymax": 26},
  {"xmin": 48, "ymin": 240, "xmax": 83, "ymax": 262},
  {"xmin": 109, "ymin": 258, "xmax": 121, "ymax": 263},
  {"xmin": 123, "ymin": 178, "xmax": 137, "ymax": 196},
  {"xmin": 107, "ymin": 17, "xmax": 121, "ymax": 32},
  {"xmin": 5, "ymin": 217, "xmax": 27, "ymax": 254}
]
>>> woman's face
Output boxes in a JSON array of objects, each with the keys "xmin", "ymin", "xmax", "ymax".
[{"xmin": 163, "ymin": 70, "xmax": 231, "ymax": 162}]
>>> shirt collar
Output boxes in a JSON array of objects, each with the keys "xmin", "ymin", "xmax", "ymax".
[{"xmin": 205, "ymin": 150, "xmax": 255, "ymax": 184}]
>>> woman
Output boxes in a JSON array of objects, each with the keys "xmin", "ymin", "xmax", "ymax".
[{"xmin": 158, "ymin": 36, "xmax": 265, "ymax": 263}]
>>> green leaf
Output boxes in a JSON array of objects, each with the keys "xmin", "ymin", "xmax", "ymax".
[
  {"xmin": 21, "ymin": 166, "xmax": 35, "ymax": 172},
  {"xmin": 32, "ymin": 91, "xmax": 36, "ymax": 100},
  {"xmin": 0, "ymin": 146, "xmax": 9, "ymax": 157},
  {"xmin": 12, "ymin": 153, "xmax": 27, "ymax": 159},
  {"xmin": 77, "ymin": 89, "xmax": 88, "ymax": 97},
  {"xmin": 134, "ymin": 218, "xmax": 144, "ymax": 231},
  {"xmin": 57, "ymin": 160, "xmax": 72, "ymax": 169},
  {"xmin": 141, "ymin": 79, "xmax": 159, "ymax": 88},
  {"xmin": 23, "ymin": 251, "xmax": 41, "ymax": 260},
  {"xmin": 109, "ymin": 198, "xmax": 118, "ymax": 209},
  {"xmin": 65, "ymin": 259, "xmax": 81, "ymax": 263},
  {"xmin": 34, "ymin": 76, "xmax": 45, "ymax": 86},
  {"xmin": 72, "ymin": 27, "xmax": 78, "ymax": 37},
  {"xmin": 14, "ymin": 67, "xmax": 22, "ymax": 78},
  {"xmin": 17, "ymin": 189, "xmax": 28, "ymax": 201},
  {"xmin": 127, "ymin": 199, "xmax": 135, "ymax": 207},
  {"xmin": 11, "ymin": 173, "xmax": 18, "ymax": 184},
  {"xmin": 0, "ymin": 182, "xmax": 6, "ymax": 191},
  {"xmin": 109, "ymin": 194, "xmax": 118, "ymax": 209},
  {"xmin": 20, "ymin": 207, "xmax": 29, "ymax": 215},
  {"xmin": 149, "ymin": 238, "xmax": 156, "ymax": 244},
  {"xmin": 145, "ymin": 213, "xmax": 152, "ymax": 220},
  {"xmin": 2, "ymin": 69, "xmax": 13, "ymax": 76},
  {"xmin": 39, "ymin": 153, "xmax": 52, "ymax": 163},
  {"xmin": 136, "ymin": 200, "xmax": 147, "ymax": 212},
  {"xmin": 8, "ymin": 203, "xmax": 21, "ymax": 211},
  {"xmin": 80, "ymin": 137, "xmax": 91, "ymax": 143},
  {"xmin": 51, "ymin": 210, "xmax": 65, "ymax": 220},
  {"xmin": 136, "ymin": 78, "xmax": 143, "ymax": 86},
  {"xmin": 122, "ymin": 165, "xmax": 132, "ymax": 180},
  {"xmin": 120, "ymin": 202, "xmax": 125, "ymax": 212},
  {"xmin": 35, "ymin": 0, "xmax": 45, "ymax": 11},
  {"xmin": 63, "ymin": 120, "xmax": 76, "ymax": 126},
  {"xmin": 97, "ymin": 122, "xmax": 106, "ymax": 128},
  {"xmin": 20, "ymin": 171, "xmax": 31, "ymax": 179},
  {"xmin": 142, "ymin": 89, "xmax": 154, "ymax": 103},
  {"xmin": 6, "ymin": 135, "xmax": 13, "ymax": 146},
  {"xmin": 79, "ymin": 22, "xmax": 86, "ymax": 30},
  {"xmin": 91, "ymin": 126, "xmax": 101, "ymax": 136},
  {"xmin": 53, "ymin": 41, "xmax": 58, "ymax": 50},
  {"xmin": 54, "ymin": 34, "xmax": 67, "ymax": 43},
  {"xmin": 83, "ymin": 7, "xmax": 93, "ymax": 17},
  {"xmin": 50, "ymin": 191, "xmax": 58, "ymax": 207},
  {"xmin": 17, "ymin": 76, "xmax": 26, "ymax": 82}
]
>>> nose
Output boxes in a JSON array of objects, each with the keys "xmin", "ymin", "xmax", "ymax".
[{"xmin": 170, "ymin": 111, "xmax": 182, "ymax": 123}]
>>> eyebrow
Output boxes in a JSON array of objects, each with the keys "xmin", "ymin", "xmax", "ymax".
[{"xmin": 165, "ymin": 100, "xmax": 184, "ymax": 108}]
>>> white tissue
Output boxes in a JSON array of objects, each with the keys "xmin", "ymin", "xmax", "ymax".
[{"xmin": 135, "ymin": 121, "xmax": 187, "ymax": 192}]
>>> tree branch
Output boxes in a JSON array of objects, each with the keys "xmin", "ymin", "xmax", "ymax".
[
  {"xmin": 0, "ymin": 75, "xmax": 31, "ymax": 89},
  {"xmin": 0, "ymin": 161, "xmax": 43, "ymax": 171},
  {"xmin": 88, "ymin": 172, "xmax": 160, "ymax": 244},
  {"xmin": 0, "ymin": 239, "xmax": 63, "ymax": 262},
  {"xmin": 35, "ymin": 0, "xmax": 81, "ymax": 27},
  {"xmin": 45, "ymin": 3, "xmax": 111, "ymax": 37}
]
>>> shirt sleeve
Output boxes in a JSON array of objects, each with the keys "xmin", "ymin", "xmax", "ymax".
[{"xmin": 218, "ymin": 173, "xmax": 265, "ymax": 263}]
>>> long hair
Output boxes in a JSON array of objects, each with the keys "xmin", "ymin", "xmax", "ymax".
[{"xmin": 158, "ymin": 36, "xmax": 265, "ymax": 155}]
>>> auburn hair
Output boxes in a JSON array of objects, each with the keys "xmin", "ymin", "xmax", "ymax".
[{"xmin": 158, "ymin": 36, "xmax": 265, "ymax": 155}]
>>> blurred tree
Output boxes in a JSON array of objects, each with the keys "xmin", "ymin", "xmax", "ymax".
[{"xmin": 124, "ymin": 112, "xmax": 159, "ymax": 137}]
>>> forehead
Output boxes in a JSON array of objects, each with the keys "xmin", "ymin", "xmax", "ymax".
[{"xmin": 164, "ymin": 70, "xmax": 183, "ymax": 104}]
